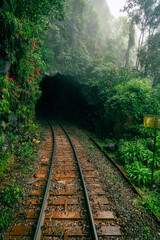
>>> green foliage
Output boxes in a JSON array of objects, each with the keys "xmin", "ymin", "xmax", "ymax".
[
  {"xmin": 118, "ymin": 139, "xmax": 153, "ymax": 166},
  {"xmin": 126, "ymin": 161, "xmax": 152, "ymax": 187},
  {"xmin": 1, "ymin": 0, "xmax": 65, "ymax": 105},
  {"xmin": 143, "ymin": 227, "xmax": 151, "ymax": 239},
  {"xmin": 43, "ymin": 0, "xmax": 130, "ymax": 76},
  {"xmin": 123, "ymin": 0, "xmax": 160, "ymax": 84},
  {"xmin": 123, "ymin": 0, "xmax": 160, "ymax": 35},
  {"xmin": 0, "ymin": 181, "xmax": 21, "ymax": 239},
  {"xmin": 18, "ymin": 141, "xmax": 37, "ymax": 159},
  {"xmin": 0, "ymin": 153, "xmax": 10, "ymax": 177},
  {"xmin": 44, "ymin": 0, "xmax": 99, "ymax": 75},
  {"xmin": 105, "ymin": 17, "xmax": 134, "ymax": 67},
  {"xmin": 105, "ymin": 77, "xmax": 160, "ymax": 125},
  {"xmin": 0, "ymin": 75, "xmax": 15, "ymax": 119},
  {"xmin": 144, "ymin": 193, "xmax": 160, "ymax": 218},
  {"xmin": 117, "ymin": 138, "xmax": 155, "ymax": 186},
  {"xmin": 87, "ymin": 62, "xmax": 118, "ymax": 91},
  {"xmin": 138, "ymin": 32, "xmax": 160, "ymax": 87},
  {"xmin": 0, "ymin": 135, "xmax": 5, "ymax": 151},
  {"xmin": 0, "ymin": 0, "xmax": 65, "ymax": 182},
  {"xmin": 88, "ymin": 145, "xmax": 94, "ymax": 150},
  {"xmin": 123, "ymin": 124, "xmax": 154, "ymax": 140},
  {"xmin": 0, "ymin": 209, "xmax": 11, "ymax": 236},
  {"xmin": 80, "ymin": 62, "xmax": 160, "ymax": 137},
  {"xmin": 0, "ymin": 182, "xmax": 21, "ymax": 207},
  {"xmin": 154, "ymin": 172, "xmax": 160, "ymax": 192},
  {"xmin": 139, "ymin": 187, "xmax": 160, "ymax": 218}
]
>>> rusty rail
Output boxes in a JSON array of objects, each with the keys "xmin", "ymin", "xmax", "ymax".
[
  {"xmin": 4, "ymin": 121, "xmax": 122, "ymax": 239},
  {"xmin": 59, "ymin": 123, "xmax": 98, "ymax": 240},
  {"xmin": 88, "ymin": 135, "xmax": 160, "ymax": 225},
  {"xmin": 33, "ymin": 120, "xmax": 55, "ymax": 240},
  {"xmin": 34, "ymin": 121, "xmax": 98, "ymax": 239}
]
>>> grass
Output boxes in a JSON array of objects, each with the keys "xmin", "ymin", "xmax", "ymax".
[
  {"xmin": 17, "ymin": 141, "xmax": 37, "ymax": 159},
  {"xmin": 0, "ymin": 209, "xmax": 11, "ymax": 234},
  {"xmin": 0, "ymin": 180, "xmax": 21, "ymax": 238},
  {"xmin": 0, "ymin": 136, "xmax": 39, "ymax": 239},
  {"xmin": 139, "ymin": 188, "xmax": 160, "ymax": 218},
  {"xmin": 0, "ymin": 152, "xmax": 14, "ymax": 177},
  {"xmin": 92, "ymin": 134, "xmax": 160, "ymax": 222},
  {"xmin": 88, "ymin": 145, "xmax": 94, "ymax": 150}
]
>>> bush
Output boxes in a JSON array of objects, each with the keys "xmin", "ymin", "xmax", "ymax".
[
  {"xmin": 154, "ymin": 172, "xmax": 160, "ymax": 193},
  {"xmin": 117, "ymin": 138, "xmax": 154, "ymax": 187},
  {"xmin": 0, "ymin": 209, "xmax": 11, "ymax": 235},
  {"xmin": 123, "ymin": 124, "xmax": 154, "ymax": 139},
  {"xmin": 0, "ymin": 182, "xmax": 21, "ymax": 207},
  {"xmin": 105, "ymin": 78, "xmax": 160, "ymax": 136},
  {"xmin": 117, "ymin": 139, "xmax": 153, "ymax": 167},
  {"xmin": 0, "ymin": 153, "xmax": 10, "ymax": 177},
  {"xmin": 126, "ymin": 161, "xmax": 152, "ymax": 187},
  {"xmin": 18, "ymin": 141, "xmax": 37, "ymax": 159},
  {"xmin": 0, "ymin": 181, "xmax": 21, "ymax": 239},
  {"xmin": 141, "ymin": 190, "xmax": 160, "ymax": 218}
]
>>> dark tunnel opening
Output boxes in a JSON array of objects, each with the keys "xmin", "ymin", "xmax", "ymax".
[
  {"xmin": 36, "ymin": 73, "xmax": 112, "ymax": 136},
  {"xmin": 36, "ymin": 74, "xmax": 92, "ymax": 126}
]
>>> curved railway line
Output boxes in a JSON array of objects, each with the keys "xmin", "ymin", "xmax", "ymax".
[{"xmin": 4, "ymin": 121, "xmax": 122, "ymax": 240}]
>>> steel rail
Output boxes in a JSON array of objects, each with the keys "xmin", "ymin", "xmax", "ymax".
[
  {"xmin": 88, "ymin": 135, "xmax": 160, "ymax": 225},
  {"xmin": 33, "ymin": 120, "xmax": 55, "ymax": 240},
  {"xmin": 59, "ymin": 124, "xmax": 98, "ymax": 240}
]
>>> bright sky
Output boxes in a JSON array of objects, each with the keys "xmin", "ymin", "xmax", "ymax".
[{"xmin": 106, "ymin": 0, "xmax": 127, "ymax": 17}]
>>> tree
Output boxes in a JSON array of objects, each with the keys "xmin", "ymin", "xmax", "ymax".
[
  {"xmin": 137, "ymin": 31, "xmax": 160, "ymax": 86},
  {"xmin": 45, "ymin": 0, "xmax": 102, "ymax": 76},
  {"xmin": 104, "ymin": 17, "xmax": 132, "ymax": 67},
  {"xmin": 123, "ymin": 0, "xmax": 160, "ymax": 68},
  {"xmin": 124, "ymin": 19, "xmax": 135, "ymax": 66},
  {"xmin": 0, "ymin": 0, "xmax": 65, "ymax": 132}
]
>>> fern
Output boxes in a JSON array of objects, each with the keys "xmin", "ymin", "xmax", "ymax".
[{"xmin": 126, "ymin": 161, "xmax": 152, "ymax": 187}]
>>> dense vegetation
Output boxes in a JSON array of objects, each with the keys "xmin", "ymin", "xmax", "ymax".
[
  {"xmin": 0, "ymin": 0, "xmax": 65, "ymax": 173},
  {"xmin": 0, "ymin": 0, "xmax": 65, "ymax": 237},
  {"xmin": 0, "ymin": 0, "xmax": 160, "ymax": 235}
]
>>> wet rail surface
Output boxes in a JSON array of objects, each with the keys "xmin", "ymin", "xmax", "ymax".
[{"xmin": 4, "ymin": 122, "xmax": 121, "ymax": 239}]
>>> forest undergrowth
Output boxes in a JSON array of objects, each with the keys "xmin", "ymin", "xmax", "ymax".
[{"xmin": 96, "ymin": 124, "xmax": 160, "ymax": 219}]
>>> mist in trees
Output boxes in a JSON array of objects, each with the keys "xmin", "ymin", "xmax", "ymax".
[
  {"xmin": 40, "ymin": 0, "xmax": 160, "ymax": 136},
  {"xmin": 44, "ymin": 0, "xmax": 136, "ymax": 76},
  {"xmin": 123, "ymin": 0, "xmax": 160, "ymax": 86},
  {"xmin": 42, "ymin": 0, "xmax": 159, "ymax": 89}
]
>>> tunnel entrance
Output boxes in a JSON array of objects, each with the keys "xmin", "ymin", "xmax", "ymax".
[
  {"xmin": 36, "ymin": 73, "xmax": 111, "ymax": 136},
  {"xmin": 36, "ymin": 73, "xmax": 90, "ymax": 123}
]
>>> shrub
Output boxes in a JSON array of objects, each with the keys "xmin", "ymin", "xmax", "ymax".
[
  {"xmin": 154, "ymin": 172, "xmax": 160, "ymax": 193},
  {"xmin": 0, "ymin": 209, "xmax": 11, "ymax": 235},
  {"xmin": 0, "ymin": 182, "xmax": 21, "ymax": 207},
  {"xmin": 123, "ymin": 124, "xmax": 154, "ymax": 139},
  {"xmin": 18, "ymin": 141, "xmax": 37, "ymax": 159},
  {"xmin": 0, "ymin": 181, "xmax": 21, "ymax": 239},
  {"xmin": 141, "ymin": 190, "xmax": 160, "ymax": 218},
  {"xmin": 126, "ymin": 161, "xmax": 152, "ymax": 187},
  {"xmin": 117, "ymin": 139, "xmax": 153, "ymax": 167},
  {"xmin": 0, "ymin": 153, "xmax": 10, "ymax": 177},
  {"xmin": 117, "ymin": 139, "xmax": 154, "ymax": 186},
  {"xmin": 105, "ymin": 78, "xmax": 160, "ymax": 135}
]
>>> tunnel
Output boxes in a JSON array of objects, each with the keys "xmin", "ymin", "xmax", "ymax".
[
  {"xmin": 36, "ymin": 73, "xmax": 111, "ymax": 136},
  {"xmin": 36, "ymin": 73, "xmax": 91, "ymax": 123}
]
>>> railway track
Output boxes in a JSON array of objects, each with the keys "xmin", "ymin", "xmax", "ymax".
[{"xmin": 4, "ymin": 121, "xmax": 121, "ymax": 240}]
